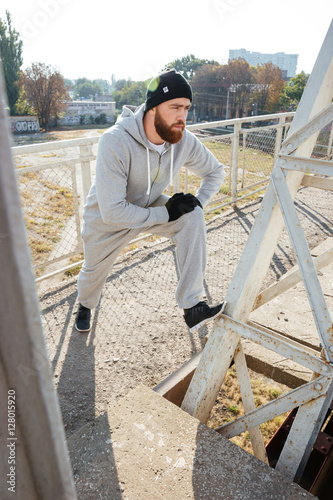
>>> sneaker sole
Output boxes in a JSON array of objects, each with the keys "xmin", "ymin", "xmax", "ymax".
[
  {"xmin": 75, "ymin": 323, "xmax": 91, "ymax": 333},
  {"xmin": 189, "ymin": 301, "xmax": 227, "ymax": 333}
]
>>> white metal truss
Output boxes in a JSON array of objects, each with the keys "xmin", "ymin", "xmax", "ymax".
[{"xmin": 181, "ymin": 19, "xmax": 333, "ymax": 483}]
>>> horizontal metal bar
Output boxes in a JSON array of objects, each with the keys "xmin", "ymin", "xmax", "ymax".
[
  {"xmin": 220, "ymin": 315, "xmax": 331, "ymax": 376},
  {"xmin": 16, "ymin": 159, "xmax": 79, "ymax": 174},
  {"xmin": 12, "ymin": 135, "xmax": 99, "ymax": 155},
  {"xmin": 188, "ymin": 112, "xmax": 295, "ymax": 132},
  {"xmin": 35, "ymin": 259, "xmax": 84, "ymax": 282},
  {"xmin": 279, "ymin": 154, "xmax": 333, "ymax": 176},
  {"xmin": 215, "ymin": 375, "xmax": 332, "ymax": 438},
  {"xmin": 35, "ymin": 249, "xmax": 80, "ymax": 271},
  {"xmin": 301, "ymin": 174, "xmax": 333, "ymax": 191},
  {"xmin": 243, "ymin": 124, "xmax": 287, "ymax": 135},
  {"xmin": 237, "ymin": 179, "xmax": 269, "ymax": 193},
  {"xmin": 200, "ymin": 134, "xmax": 235, "ymax": 142},
  {"xmin": 204, "ymin": 185, "xmax": 269, "ymax": 214}
]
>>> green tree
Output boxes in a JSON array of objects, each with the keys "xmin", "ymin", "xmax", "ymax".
[
  {"xmin": 112, "ymin": 79, "xmax": 147, "ymax": 108},
  {"xmin": 0, "ymin": 10, "xmax": 23, "ymax": 114},
  {"xmin": 165, "ymin": 54, "xmax": 219, "ymax": 82},
  {"xmin": 75, "ymin": 81, "xmax": 102, "ymax": 99},
  {"xmin": 14, "ymin": 71, "xmax": 34, "ymax": 115},
  {"xmin": 278, "ymin": 71, "xmax": 309, "ymax": 110},
  {"xmin": 112, "ymin": 78, "xmax": 127, "ymax": 91},
  {"xmin": 99, "ymin": 112, "xmax": 107, "ymax": 124},
  {"xmin": 94, "ymin": 78, "xmax": 111, "ymax": 94}
]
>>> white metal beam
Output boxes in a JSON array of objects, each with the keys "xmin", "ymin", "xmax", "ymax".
[
  {"xmin": 301, "ymin": 174, "xmax": 333, "ymax": 191},
  {"xmin": 271, "ymin": 166, "xmax": 333, "ymax": 361},
  {"xmin": 275, "ymin": 379, "xmax": 333, "ymax": 482},
  {"xmin": 279, "ymin": 154, "xmax": 333, "ymax": 176},
  {"xmin": 224, "ymin": 19, "xmax": 333, "ymax": 321},
  {"xmin": 216, "ymin": 375, "xmax": 332, "ymax": 438},
  {"xmin": 234, "ymin": 344, "xmax": 268, "ymax": 463},
  {"xmin": 181, "ymin": 20, "xmax": 333, "ymax": 477},
  {"xmin": 220, "ymin": 315, "xmax": 331, "ymax": 375},
  {"xmin": 181, "ymin": 326, "xmax": 239, "ymax": 422}
]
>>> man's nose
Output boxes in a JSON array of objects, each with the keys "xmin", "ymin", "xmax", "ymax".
[{"xmin": 178, "ymin": 108, "xmax": 187, "ymax": 122}]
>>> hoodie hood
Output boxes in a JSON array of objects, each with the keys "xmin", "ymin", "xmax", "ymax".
[{"xmin": 115, "ymin": 103, "xmax": 150, "ymax": 147}]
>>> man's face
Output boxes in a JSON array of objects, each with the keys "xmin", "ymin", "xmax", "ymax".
[{"xmin": 154, "ymin": 98, "xmax": 191, "ymax": 144}]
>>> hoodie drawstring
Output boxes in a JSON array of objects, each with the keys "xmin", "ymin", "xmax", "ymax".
[
  {"xmin": 146, "ymin": 144, "xmax": 174, "ymax": 197},
  {"xmin": 170, "ymin": 145, "xmax": 174, "ymax": 188},
  {"xmin": 146, "ymin": 147, "xmax": 151, "ymax": 195}
]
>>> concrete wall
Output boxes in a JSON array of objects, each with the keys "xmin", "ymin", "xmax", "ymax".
[
  {"xmin": 10, "ymin": 116, "xmax": 40, "ymax": 134},
  {"xmin": 60, "ymin": 100, "xmax": 116, "ymax": 125}
]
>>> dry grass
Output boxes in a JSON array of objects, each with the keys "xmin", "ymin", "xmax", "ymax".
[
  {"xmin": 207, "ymin": 367, "xmax": 290, "ymax": 455},
  {"xmin": 18, "ymin": 171, "xmax": 74, "ymax": 274}
]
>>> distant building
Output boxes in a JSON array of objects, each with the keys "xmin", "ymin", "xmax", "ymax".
[
  {"xmin": 228, "ymin": 49, "xmax": 298, "ymax": 78},
  {"xmin": 60, "ymin": 100, "xmax": 116, "ymax": 125}
]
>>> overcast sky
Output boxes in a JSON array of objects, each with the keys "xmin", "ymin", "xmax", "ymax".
[{"xmin": 2, "ymin": 0, "xmax": 332, "ymax": 82}]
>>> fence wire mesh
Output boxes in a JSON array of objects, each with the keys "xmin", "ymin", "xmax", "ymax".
[
  {"xmin": 17, "ymin": 164, "xmax": 82, "ymax": 276},
  {"xmin": 38, "ymin": 179, "xmax": 333, "ymax": 438},
  {"xmin": 242, "ymin": 129, "xmax": 276, "ymax": 187},
  {"xmin": 14, "ymin": 115, "xmax": 297, "ymax": 280},
  {"xmin": 312, "ymin": 121, "xmax": 333, "ymax": 159}
]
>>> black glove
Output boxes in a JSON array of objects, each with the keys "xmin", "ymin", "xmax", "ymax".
[{"xmin": 165, "ymin": 192, "xmax": 203, "ymax": 222}]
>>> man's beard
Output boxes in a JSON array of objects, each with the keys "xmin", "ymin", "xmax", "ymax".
[{"xmin": 154, "ymin": 108, "xmax": 185, "ymax": 144}]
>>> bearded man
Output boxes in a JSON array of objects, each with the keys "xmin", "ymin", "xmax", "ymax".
[{"xmin": 75, "ymin": 69, "xmax": 226, "ymax": 333}]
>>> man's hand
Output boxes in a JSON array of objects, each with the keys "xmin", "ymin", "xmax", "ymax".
[{"xmin": 165, "ymin": 192, "xmax": 203, "ymax": 222}]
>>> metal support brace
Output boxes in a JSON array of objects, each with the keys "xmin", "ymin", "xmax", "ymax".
[
  {"xmin": 181, "ymin": 20, "xmax": 333, "ymax": 481},
  {"xmin": 276, "ymin": 381, "xmax": 333, "ymax": 482},
  {"xmin": 271, "ymin": 165, "xmax": 333, "ymax": 362}
]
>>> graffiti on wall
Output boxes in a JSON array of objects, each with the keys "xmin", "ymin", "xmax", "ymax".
[{"xmin": 11, "ymin": 118, "xmax": 40, "ymax": 134}]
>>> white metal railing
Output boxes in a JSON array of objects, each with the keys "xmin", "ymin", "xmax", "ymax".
[
  {"xmin": 187, "ymin": 112, "xmax": 295, "ymax": 210},
  {"xmin": 12, "ymin": 113, "xmax": 296, "ymax": 281}
]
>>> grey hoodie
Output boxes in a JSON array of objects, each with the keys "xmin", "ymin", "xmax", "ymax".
[{"xmin": 82, "ymin": 104, "xmax": 225, "ymax": 233}]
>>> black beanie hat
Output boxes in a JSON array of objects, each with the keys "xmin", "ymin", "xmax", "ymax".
[{"xmin": 145, "ymin": 68, "xmax": 192, "ymax": 112}]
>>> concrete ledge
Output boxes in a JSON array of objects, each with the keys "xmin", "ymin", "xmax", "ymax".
[{"xmin": 68, "ymin": 385, "xmax": 316, "ymax": 499}]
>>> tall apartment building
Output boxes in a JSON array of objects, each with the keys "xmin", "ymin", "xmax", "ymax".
[{"xmin": 228, "ymin": 49, "xmax": 298, "ymax": 78}]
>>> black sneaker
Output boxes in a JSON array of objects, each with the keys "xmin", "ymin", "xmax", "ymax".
[
  {"xmin": 75, "ymin": 303, "xmax": 91, "ymax": 332},
  {"xmin": 184, "ymin": 300, "xmax": 226, "ymax": 332}
]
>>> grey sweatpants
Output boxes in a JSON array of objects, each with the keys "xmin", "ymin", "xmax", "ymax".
[{"xmin": 77, "ymin": 199, "xmax": 207, "ymax": 310}]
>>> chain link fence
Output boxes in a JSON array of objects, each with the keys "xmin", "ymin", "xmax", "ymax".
[
  {"xmin": 17, "ymin": 164, "xmax": 81, "ymax": 277},
  {"xmin": 13, "ymin": 113, "xmax": 333, "ymax": 299},
  {"xmin": 13, "ymin": 137, "xmax": 98, "ymax": 279},
  {"xmin": 13, "ymin": 115, "xmax": 329, "ymax": 441},
  {"xmin": 12, "ymin": 113, "xmax": 296, "ymax": 282}
]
